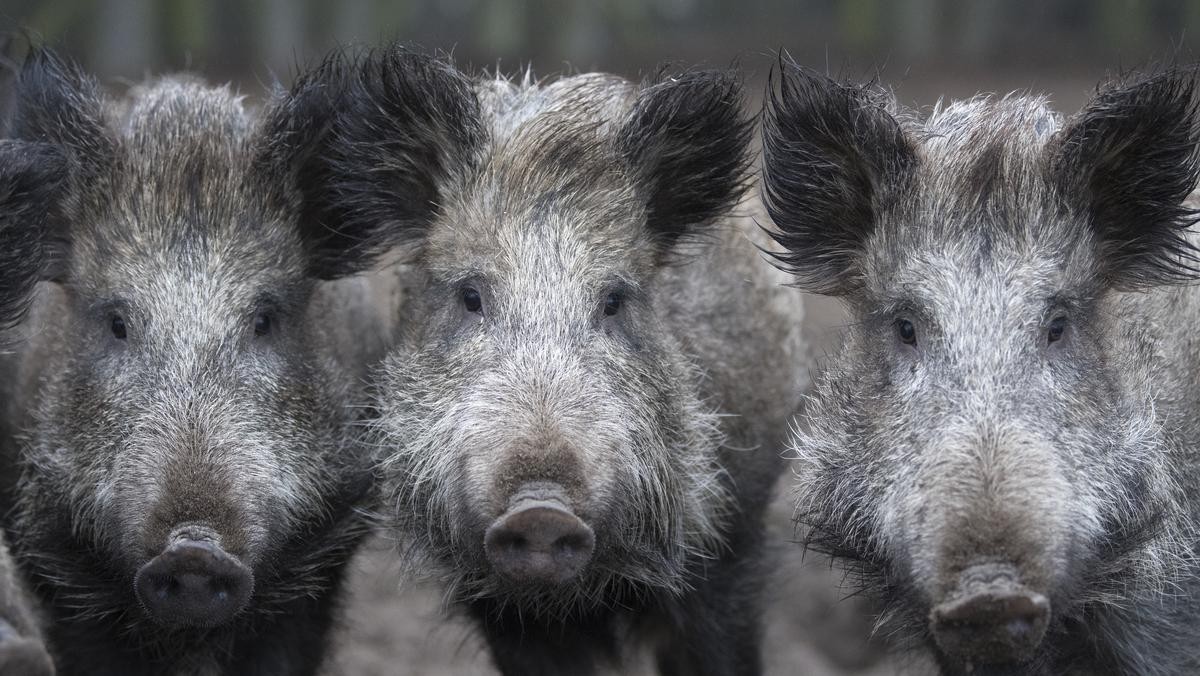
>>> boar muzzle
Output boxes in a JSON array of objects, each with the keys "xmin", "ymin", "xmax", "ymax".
[
  {"xmin": 134, "ymin": 533, "xmax": 254, "ymax": 628},
  {"xmin": 930, "ymin": 563, "xmax": 1050, "ymax": 665},
  {"xmin": 484, "ymin": 483, "xmax": 595, "ymax": 585}
]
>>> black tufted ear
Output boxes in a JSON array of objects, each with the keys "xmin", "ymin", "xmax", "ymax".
[
  {"xmin": 6, "ymin": 49, "xmax": 104, "ymax": 284},
  {"xmin": 618, "ymin": 69, "xmax": 753, "ymax": 247},
  {"xmin": 11, "ymin": 48, "xmax": 114, "ymax": 186},
  {"xmin": 282, "ymin": 46, "xmax": 484, "ymax": 280},
  {"xmin": 1048, "ymin": 68, "xmax": 1200, "ymax": 289},
  {"xmin": 0, "ymin": 140, "xmax": 65, "ymax": 334},
  {"xmin": 761, "ymin": 60, "xmax": 917, "ymax": 296}
]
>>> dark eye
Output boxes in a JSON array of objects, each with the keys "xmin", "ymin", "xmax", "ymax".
[
  {"xmin": 110, "ymin": 315, "xmax": 127, "ymax": 340},
  {"xmin": 462, "ymin": 287, "xmax": 483, "ymax": 314},
  {"xmin": 1047, "ymin": 316, "xmax": 1067, "ymax": 345},
  {"xmin": 254, "ymin": 312, "xmax": 272, "ymax": 337},
  {"xmin": 603, "ymin": 292, "xmax": 622, "ymax": 316},
  {"xmin": 896, "ymin": 318, "xmax": 917, "ymax": 346}
]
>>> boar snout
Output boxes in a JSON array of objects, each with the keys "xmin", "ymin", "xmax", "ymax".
[
  {"xmin": 929, "ymin": 563, "xmax": 1050, "ymax": 665},
  {"xmin": 134, "ymin": 533, "xmax": 254, "ymax": 629},
  {"xmin": 484, "ymin": 483, "xmax": 595, "ymax": 584}
]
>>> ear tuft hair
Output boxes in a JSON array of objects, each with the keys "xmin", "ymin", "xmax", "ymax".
[
  {"xmin": 761, "ymin": 59, "xmax": 917, "ymax": 295},
  {"xmin": 293, "ymin": 46, "xmax": 484, "ymax": 280},
  {"xmin": 11, "ymin": 48, "xmax": 113, "ymax": 182},
  {"xmin": 618, "ymin": 68, "xmax": 753, "ymax": 245},
  {"xmin": 0, "ymin": 141, "xmax": 65, "ymax": 336},
  {"xmin": 1049, "ymin": 68, "xmax": 1200, "ymax": 289}
]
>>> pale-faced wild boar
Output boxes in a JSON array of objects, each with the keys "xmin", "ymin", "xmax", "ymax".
[
  {"xmin": 309, "ymin": 49, "xmax": 808, "ymax": 675},
  {"xmin": 0, "ymin": 141, "xmax": 59, "ymax": 676},
  {"xmin": 764, "ymin": 60, "xmax": 1200, "ymax": 675},
  {"xmin": 0, "ymin": 50, "xmax": 396, "ymax": 676}
]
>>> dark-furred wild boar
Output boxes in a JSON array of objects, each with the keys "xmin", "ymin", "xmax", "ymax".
[
  {"xmin": 764, "ymin": 61, "xmax": 1200, "ymax": 675},
  {"xmin": 0, "ymin": 50, "xmax": 395, "ymax": 676},
  {"xmin": 0, "ymin": 140, "xmax": 59, "ymax": 676},
  {"xmin": 310, "ymin": 49, "xmax": 808, "ymax": 675}
]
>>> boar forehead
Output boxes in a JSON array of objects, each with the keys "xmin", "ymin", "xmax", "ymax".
[
  {"xmin": 864, "ymin": 96, "xmax": 1098, "ymax": 324},
  {"xmin": 426, "ymin": 74, "xmax": 650, "ymax": 286},
  {"xmin": 69, "ymin": 79, "xmax": 306, "ymax": 300},
  {"xmin": 476, "ymin": 73, "xmax": 636, "ymax": 141}
]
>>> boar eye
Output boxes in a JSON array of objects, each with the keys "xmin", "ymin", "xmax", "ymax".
[
  {"xmin": 895, "ymin": 318, "xmax": 917, "ymax": 346},
  {"xmin": 603, "ymin": 292, "xmax": 623, "ymax": 316},
  {"xmin": 1047, "ymin": 316, "xmax": 1067, "ymax": 345},
  {"xmin": 253, "ymin": 312, "xmax": 272, "ymax": 337},
  {"xmin": 462, "ymin": 287, "xmax": 483, "ymax": 314},
  {"xmin": 110, "ymin": 314, "xmax": 127, "ymax": 340}
]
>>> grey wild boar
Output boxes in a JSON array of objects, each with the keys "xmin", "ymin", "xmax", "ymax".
[
  {"xmin": 763, "ymin": 61, "xmax": 1200, "ymax": 675},
  {"xmin": 309, "ymin": 49, "xmax": 808, "ymax": 675},
  {"xmin": 0, "ymin": 50, "xmax": 396, "ymax": 676},
  {"xmin": 0, "ymin": 141, "xmax": 59, "ymax": 676}
]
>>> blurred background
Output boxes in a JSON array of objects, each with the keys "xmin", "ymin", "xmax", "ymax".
[
  {"xmin": 4, "ymin": 0, "xmax": 1200, "ymax": 111},
  {"xmin": 1, "ymin": 1, "xmax": 1195, "ymax": 674}
]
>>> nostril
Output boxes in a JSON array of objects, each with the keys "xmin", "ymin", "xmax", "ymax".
[
  {"xmin": 930, "ymin": 566, "xmax": 1051, "ymax": 665},
  {"xmin": 484, "ymin": 500, "xmax": 595, "ymax": 584},
  {"xmin": 553, "ymin": 531, "xmax": 590, "ymax": 554},
  {"xmin": 153, "ymin": 576, "xmax": 180, "ymax": 600},
  {"xmin": 494, "ymin": 532, "xmax": 527, "ymax": 552},
  {"xmin": 1005, "ymin": 617, "xmax": 1039, "ymax": 644},
  {"xmin": 135, "ymin": 538, "xmax": 254, "ymax": 628}
]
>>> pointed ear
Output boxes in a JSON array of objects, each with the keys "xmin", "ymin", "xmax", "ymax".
[
  {"xmin": 761, "ymin": 62, "xmax": 917, "ymax": 295},
  {"xmin": 283, "ymin": 47, "xmax": 484, "ymax": 280},
  {"xmin": 1048, "ymin": 69, "xmax": 1200, "ymax": 289},
  {"xmin": 0, "ymin": 140, "xmax": 66, "ymax": 331},
  {"xmin": 6, "ymin": 50, "xmax": 97, "ymax": 286},
  {"xmin": 11, "ymin": 48, "xmax": 114, "ymax": 184},
  {"xmin": 617, "ymin": 69, "xmax": 753, "ymax": 246}
]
